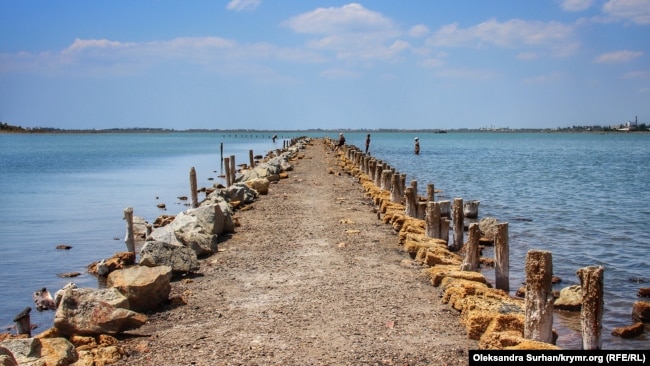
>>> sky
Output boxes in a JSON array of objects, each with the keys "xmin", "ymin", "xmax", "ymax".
[{"xmin": 1, "ymin": 0, "xmax": 649, "ymax": 130}]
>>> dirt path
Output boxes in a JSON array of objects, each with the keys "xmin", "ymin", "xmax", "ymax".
[{"xmin": 114, "ymin": 139, "xmax": 477, "ymax": 365}]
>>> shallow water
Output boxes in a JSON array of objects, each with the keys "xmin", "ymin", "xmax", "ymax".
[{"xmin": 1, "ymin": 131, "xmax": 649, "ymax": 350}]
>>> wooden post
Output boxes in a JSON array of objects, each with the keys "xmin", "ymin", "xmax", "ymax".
[
  {"xmin": 190, "ymin": 167, "xmax": 198, "ymax": 209},
  {"xmin": 368, "ymin": 159, "xmax": 376, "ymax": 180},
  {"xmin": 578, "ymin": 265, "xmax": 604, "ymax": 350},
  {"xmin": 410, "ymin": 180, "xmax": 418, "ymax": 200},
  {"xmin": 224, "ymin": 157, "xmax": 231, "ymax": 186},
  {"xmin": 404, "ymin": 187, "xmax": 417, "ymax": 218},
  {"xmin": 220, "ymin": 142, "xmax": 224, "ymax": 172},
  {"xmin": 464, "ymin": 200, "xmax": 480, "ymax": 219},
  {"xmin": 381, "ymin": 170, "xmax": 392, "ymax": 191},
  {"xmin": 123, "ymin": 207, "xmax": 135, "ymax": 255},
  {"xmin": 400, "ymin": 174, "xmax": 407, "ymax": 199},
  {"xmin": 390, "ymin": 174, "xmax": 401, "ymax": 203},
  {"xmin": 461, "ymin": 223, "xmax": 480, "ymax": 271},
  {"xmin": 417, "ymin": 202, "xmax": 427, "ymax": 220},
  {"xmin": 452, "ymin": 198, "xmax": 464, "ymax": 251},
  {"xmin": 524, "ymin": 250, "xmax": 554, "ymax": 344},
  {"xmin": 441, "ymin": 218, "xmax": 450, "ymax": 243},
  {"xmin": 229, "ymin": 155, "xmax": 236, "ymax": 183},
  {"xmin": 375, "ymin": 164, "xmax": 383, "ymax": 188},
  {"xmin": 427, "ymin": 183, "xmax": 435, "ymax": 202},
  {"xmin": 249, "ymin": 149, "xmax": 255, "ymax": 169},
  {"xmin": 425, "ymin": 201, "xmax": 441, "ymax": 239},
  {"xmin": 495, "ymin": 222, "xmax": 510, "ymax": 292},
  {"xmin": 14, "ymin": 307, "xmax": 31, "ymax": 337},
  {"xmin": 439, "ymin": 200, "xmax": 451, "ymax": 218}
]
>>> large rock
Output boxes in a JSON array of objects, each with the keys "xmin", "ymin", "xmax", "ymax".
[
  {"xmin": 54, "ymin": 287, "xmax": 145, "ymax": 336},
  {"xmin": 478, "ymin": 217, "xmax": 499, "ymax": 242},
  {"xmin": 0, "ymin": 338, "xmax": 77, "ymax": 366},
  {"xmin": 245, "ymin": 178, "xmax": 270, "ymax": 195},
  {"xmin": 554, "ymin": 285, "xmax": 582, "ymax": 311},
  {"xmin": 147, "ymin": 204, "xmax": 224, "ymax": 257},
  {"xmin": 221, "ymin": 183, "xmax": 258, "ymax": 204},
  {"xmin": 0, "ymin": 346, "xmax": 17, "ymax": 366},
  {"xmin": 632, "ymin": 301, "xmax": 650, "ymax": 323},
  {"xmin": 133, "ymin": 216, "xmax": 150, "ymax": 240},
  {"xmin": 107, "ymin": 265, "xmax": 172, "ymax": 313},
  {"xmin": 140, "ymin": 241, "xmax": 200, "ymax": 273}
]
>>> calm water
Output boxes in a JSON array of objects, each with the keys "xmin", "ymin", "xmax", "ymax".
[{"xmin": 1, "ymin": 131, "xmax": 648, "ymax": 350}]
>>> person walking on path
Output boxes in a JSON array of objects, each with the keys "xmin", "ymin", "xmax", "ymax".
[
  {"xmin": 414, "ymin": 137, "xmax": 420, "ymax": 155},
  {"xmin": 365, "ymin": 134, "xmax": 371, "ymax": 154}
]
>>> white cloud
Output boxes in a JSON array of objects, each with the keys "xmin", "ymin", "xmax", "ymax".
[
  {"xmin": 622, "ymin": 70, "xmax": 650, "ymax": 78},
  {"xmin": 560, "ymin": 0, "xmax": 594, "ymax": 11},
  {"xmin": 226, "ymin": 0, "xmax": 260, "ymax": 12},
  {"xmin": 283, "ymin": 3, "xmax": 396, "ymax": 35},
  {"xmin": 409, "ymin": 24, "xmax": 430, "ymax": 38},
  {"xmin": 1, "ymin": 36, "xmax": 327, "ymax": 78},
  {"xmin": 594, "ymin": 50, "xmax": 643, "ymax": 63},
  {"xmin": 426, "ymin": 18, "xmax": 576, "ymax": 56},
  {"xmin": 602, "ymin": 0, "xmax": 650, "ymax": 24},
  {"xmin": 283, "ymin": 3, "xmax": 408, "ymax": 62}
]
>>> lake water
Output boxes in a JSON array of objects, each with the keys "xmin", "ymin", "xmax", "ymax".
[{"xmin": 1, "ymin": 131, "xmax": 648, "ymax": 350}]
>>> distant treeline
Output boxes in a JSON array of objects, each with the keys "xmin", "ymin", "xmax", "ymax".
[{"xmin": 1, "ymin": 121, "xmax": 647, "ymax": 134}]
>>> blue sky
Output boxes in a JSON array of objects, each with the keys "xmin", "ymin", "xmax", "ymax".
[{"xmin": 1, "ymin": 0, "xmax": 648, "ymax": 130}]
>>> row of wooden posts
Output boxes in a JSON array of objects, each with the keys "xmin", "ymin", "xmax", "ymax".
[{"xmin": 338, "ymin": 140, "xmax": 605, "ymax": 350}]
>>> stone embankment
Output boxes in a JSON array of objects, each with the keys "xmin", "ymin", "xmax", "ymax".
[{"xmin": 0, "ymin": 140, "xmax": 308, "ymax": 365}]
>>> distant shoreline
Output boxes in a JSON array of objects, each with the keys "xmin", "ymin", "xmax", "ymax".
[{"xmin": 2, "ymin": 126, "xmax": 649, "ymax": 134}]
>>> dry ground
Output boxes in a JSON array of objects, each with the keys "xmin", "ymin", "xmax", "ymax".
[{"xmin": 113, "ymin": 139, "xmax": 477, "ymax": 366}]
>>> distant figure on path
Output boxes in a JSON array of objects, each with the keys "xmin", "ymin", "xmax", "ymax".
[
  {"xmin": 365, "ymin": 134, "xmax": 371, "ymax": 154},
  {"xmin": 414, "ymin": 137, "xmax": 420, "ymax": 155},
  {"xmin": 336, "ymin": 132, "xmax": 346, "ymax": 151}
]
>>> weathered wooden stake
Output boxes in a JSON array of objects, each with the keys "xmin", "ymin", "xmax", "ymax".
[
  {"xmin": 123, "ymin": 207, "xmax": 135, "ymax": 254},
  {"xmin": 441, "ymin": 218, "xmax": 450, "ymax": 243},
  {"xmin": 229, "ymin": 155, "xmax": 236, "ymax": 184},
  {"xmin": 417, "ymin": 202, "xmax": 427, "ymax": 220},
  {"xmin": 427, "ymin": 183, "xmax": 435, "ymax": 202},
  {"xmin": 410, "ymin": 180, "xmax": 418, "ymax": 200},
  {"xmin": 224, "ymin": 157, "xmax": 231, "ymax": 186},
  {"xmin": 461, "ymin": 223, "xmax": 480, "ymax": 271},
  {"xmin": 381, "ymin": 170, "xmax": 392, "ymax": 191},
  {"xmin": 220, "ymin": 142, "xmax": 224, "ymax": 172},
  {"xmin": 249, "ymin": 149, "xmax": 255, "ymax": 169},
  {"xmin": 452, "ymin": 198, "xmax": 464, "ymax": 251},
  {"xmin": 524, "ymin": 250, "xmax": 554, "ymax": 344},
  {"xmin": 190, "ymin": 167, "xmax": 198, "ymax": 209},
  {"xmin": 404, "ymin": 187, "xmax": 417, "ymax": 218},
  {"xmin": 14, "ymin": 307, "xmax": 31, "ymax": 337},
  {"xmin": 425, "ymin": 201, "xmax": 441, "ymax": 239},
  {"xmin": 578, "ymin": 265, "xmax": 604, "ymax": 350},
  {"xmin": 495, "ymin": 222, "xmax": 510, "ymax": 292},
  {"xmin": 390, "ymin": 174, "xmax": 401, "ymax": 203},
  {"xmin": 464, "ymin": 200, "xmax": 480, "ymax": 219},
  {"xmin": 375, "ymin": 164, "xmax": 383, "ymax": 188}
]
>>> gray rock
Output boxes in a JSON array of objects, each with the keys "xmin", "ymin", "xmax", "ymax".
[
  {"xmin": 147, "ymin": 204, "xmax": 226, "ymax": 256},
  {"xmin": 554, "ymin": 285, "xmax": 582, "ymax": 311},
  {"xmin": 140, "ymin": 241, "xmax": 200, "ymax": 273}
]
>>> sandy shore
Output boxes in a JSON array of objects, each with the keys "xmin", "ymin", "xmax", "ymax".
[{"xmin": 113, "ymin": 139, "xmax": 477, "ymax": 365}]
